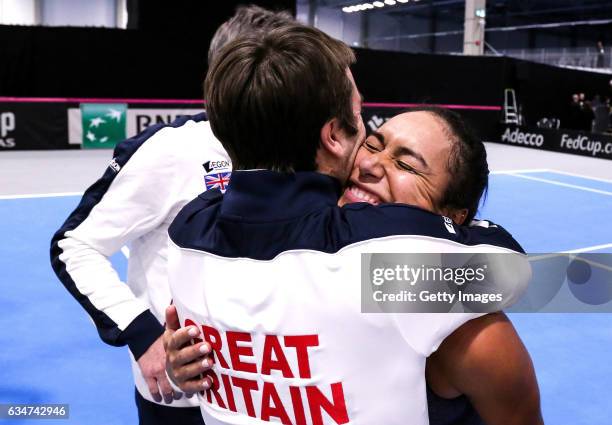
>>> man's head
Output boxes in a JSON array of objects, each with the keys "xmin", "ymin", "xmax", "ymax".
[
  {"xmin": 339, "ymin": 108, "xmax": 488, "ymax": 225},
  {"xmin": 208, "ymin": 5, "xmax": 294, "ymax": 65},
  {"xmin": 205, "ymin": 23, "xmax": 365, "ymax": 180}
]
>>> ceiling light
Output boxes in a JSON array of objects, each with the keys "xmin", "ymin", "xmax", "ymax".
[
  {"xmin": 385, "ymin": 0, "xmax": 397, "ymax": 5},
  {"xmin": 343, "ymin": 2, "xmax": 379, "ymax": 13}
]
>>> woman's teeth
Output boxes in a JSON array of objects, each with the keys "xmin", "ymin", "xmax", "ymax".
[{"xmin": 350, "ymin": 186, "xmax": 378, "ymax": 204}]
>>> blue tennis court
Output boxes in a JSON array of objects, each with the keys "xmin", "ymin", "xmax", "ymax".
[{"xmin": 1, "ymin": 169, "xmax": 611, "ymax": 424}]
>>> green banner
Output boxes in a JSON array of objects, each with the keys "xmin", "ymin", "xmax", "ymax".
[{"xmin": 80, "ymin": 103, "xmax": 127, "ymax": 149}]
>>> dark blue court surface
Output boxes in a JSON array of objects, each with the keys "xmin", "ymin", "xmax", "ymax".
[{"xmin": 1, "ymin": 170, "xmax": 610, "ymax": 424}]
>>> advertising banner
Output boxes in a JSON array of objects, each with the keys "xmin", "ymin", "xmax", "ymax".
[
  {"xmin": 68, "ymin": 106, "xmax": 205, "ymax": 147},
  {"xmin": 0, "ymin": 102, "xmax": 71, "ymax": 150},
  {"xmin": 80, "ymin": 104, "xmax": 128, "ymax": 149},
  {"xmin": 496, "ymin": 125, "xmax": 612, "ymax": 160},
  {"xmin": 362, "ymin": 106, "xmax": 501, "ymax": 141},
  {"xmin": 0, "ymin": 101, "xmax": 206, "ymax": 150}
]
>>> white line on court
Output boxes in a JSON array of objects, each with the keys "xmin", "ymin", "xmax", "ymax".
[
  {"xmin": 505, "ymin": 173, "xmax": 612, "ymax": 196},
  {"xmin": 565, "ymin": 243, "xmax": 612, "ymax": 253},
  {"xmin": 529, "ymin": 252, "xmax": 612, "ymax": 273},
  {"xmin": 121, "ymin": 246, "xmax": 130, "ymax": 259},
  {"xmin": 492, "ymin": 168, "xmax": 612, "ymax": 184},
  {"xmin": 569, "ymin": 256, "xmax": 612, "ymax": 272},
  {"xmin": 0, "ymin": 192, "xmax": 83, "ymax": 200},
  {"xmin": 579, "ymin": 258, "xmax": 612, "ymax": 272},
  {"xmin": 546, "ymin": 169, "xmax": 612, "ymax": 184},
  {"xmin": 490, "ymin": 168, "xmax": 549, "ymax": 175}
]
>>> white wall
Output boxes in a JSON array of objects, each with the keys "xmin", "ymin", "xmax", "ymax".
[
  {"xmin": 342, "ymin": 12, "xmax": 362, "ymax": 47},
  {"xmin": 0, "ymin": 0, "xmax": 124, "ymax": 27},
  {"xmin": 0, "ymin": 0, "xmax": 38, "ymax": 25},
  {"xmin": 296, "ymin": 0, "xmax": 309, "ymax": 25},
  {"xmin": 367, "ymin": 12, "xmax": 401, "ymax": 51},
  {"xmin": 42, "ymin": 0, "xmax": 116, "ymax": 27},
  {"xmin": 300, "ymin": 4, "xmax": 363, "ymax": 48},
  {"xmin": 314, "ymin": 6, "xmax": 343, "ymax": 41}
]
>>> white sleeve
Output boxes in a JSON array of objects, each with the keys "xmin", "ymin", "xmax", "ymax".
[
  {"xmin": 50, "ymin": 126, "xmax": 196, "ymax": 360},
  {"xmin": 392, "ymin": 252, "xmax": 531, "ymax": 357},
  {"xmin": 393, "ymin": 313, "xmax": 484, "ymax": 357}
]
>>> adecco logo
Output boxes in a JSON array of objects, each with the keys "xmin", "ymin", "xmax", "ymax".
[{"xmin": 501, "ymin": 127, "xmax": 544, "ymax": 147}]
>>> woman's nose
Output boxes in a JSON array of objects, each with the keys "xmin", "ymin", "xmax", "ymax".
[{"xmin": 358, "ymin": 151, "xmax": 385, "ymax": 181}]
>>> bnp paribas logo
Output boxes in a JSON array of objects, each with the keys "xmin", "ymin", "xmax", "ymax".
[{"xmin": 80, "ymin": 103, "xmax": 127, "ymax": 149}]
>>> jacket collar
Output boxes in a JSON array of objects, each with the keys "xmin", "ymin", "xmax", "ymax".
[{"xmin": 220, "ymin": 170, "xmax": 343, "ymax": 221}]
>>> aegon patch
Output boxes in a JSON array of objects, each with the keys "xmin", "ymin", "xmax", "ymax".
[{"xmin": 203, "ymin": 160, "xmax": 231, "ymax": 173}]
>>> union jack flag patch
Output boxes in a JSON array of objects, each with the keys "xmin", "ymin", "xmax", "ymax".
[{"xmin": 204, "ymin": 172, "xmax": 231, "ymax": 193}]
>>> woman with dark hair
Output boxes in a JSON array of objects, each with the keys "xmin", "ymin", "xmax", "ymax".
[
  {"xmin": 339, "ymin": 107, "xmax": 488, "ymax": 227},
  {"xmin": 339, "ymin": 107, "xmax": 540, "ymax": 425}
]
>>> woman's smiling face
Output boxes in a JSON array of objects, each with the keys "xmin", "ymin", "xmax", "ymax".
[{"xmin": 339, "ymin": 111, "xmax": 455, "ymax": 216}]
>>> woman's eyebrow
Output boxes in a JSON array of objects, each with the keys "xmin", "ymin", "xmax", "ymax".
[
  {"xmin": 371, "ymin": 131, "xmax": 385, "ymax": 145},
  {"xmin": 395, "ymin": 145, "xmax": 429, "ymax": 169}
]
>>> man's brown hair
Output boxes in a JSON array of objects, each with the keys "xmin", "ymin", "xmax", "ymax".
[
  {"xmin": 207, "ymin": 5, "xmax": 294, "ymax": 65},
  {"xmin": 205, "ymin": 23, "xmax": 357, "ymax": 172}
]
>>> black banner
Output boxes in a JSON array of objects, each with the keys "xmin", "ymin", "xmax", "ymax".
[
  {"xmin": 0, "ymin": 102, "xmax": 71, "ymax": 150},
  {"xmin": 362, "ymin": 106, "xmax": 501, "ymax": 142},
  {"xmin": 0, "ymin": 101, "xmax": 208, "ymax": 151},
  {"xmin": 495, "ymin": 125, "xmax": 612, "ymax": 160},
  {"xmin": 4, "ymin": 100, "xmax": 611, "ymax": 159}
]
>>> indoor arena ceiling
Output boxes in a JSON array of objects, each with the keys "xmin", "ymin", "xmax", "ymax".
[{"xmin": 302, "ymin": 0, "xmax": 612, "ymax": 27}]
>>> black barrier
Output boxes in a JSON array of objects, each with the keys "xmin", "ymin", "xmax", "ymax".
[
  {"xmin": 4, "ymin": 100, "xmax": 612, "ymax": 159},
  {"xmin": 0, "ymin": 101, "xmax": 205, "ymax": 151},
  {"xmin": 0, "ymin": 101, "xmax": 499, "ymax": 151},
  {"xmin": 2, "ymin": 25, "xmax": 610, "ymax": 128},
  {"xmin": 362, "ymin": 106, "xmax": 501, "ymax": 141},
  {"xmin": 0, "ymin": 102, "xmax": 70, "ymax": 150},
  {"xmin": 353, "ymin": 49, "xmax": 506, "ymax": 107},
  {"xmin": 2, "ymin": 25, "xmax": 611, "ymax": 151},
  {"xmin": 495, "ymin": 125, "xmax": 612, "ymax": 160}
]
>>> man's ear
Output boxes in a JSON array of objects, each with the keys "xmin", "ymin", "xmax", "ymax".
[
  {"xmin": 449, "ymin": 208, "xmax": 469, "ymax": 225},
  {"xmin": 319, "ymin": 117, "xmax": 345, "ymax": 159}
]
